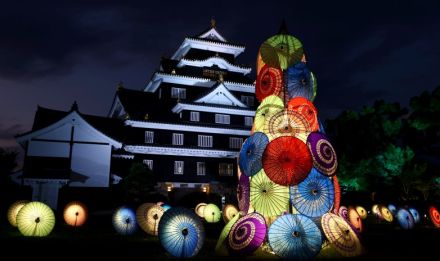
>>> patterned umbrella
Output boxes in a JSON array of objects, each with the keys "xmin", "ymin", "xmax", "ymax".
[
  {"xmin": 408, "ymin": 208, "xmax": 420, "ymax": 223},
  {"xmin": 287, "ymin": 97, "xmax": 319, "ymax": 132},
  {"xmin": 338, "ymin": 206, "xmax": 349, "ymax": 220},
  {"xmin": 348, "ymin": 207, "xmax": 363, "ymax": 233},
  {"xmin": 262, "ymin": 136, "xmax": 312, "ymax": 186},
  {"xmin": 195, "ymin": 203, "xmax": 207, "ymax": 218},
  {"xmin": 307, "ymin": 132, "xmax": 338, "ymax": 176},
  {"xmin": 137, "ymin": 202, "xmax": 155, "ymax": 233},
  {"xmin": 250, "ymin": 169, "xmax": 290, "ymax": 217},
  {"xmin": 228, "ymin": 212, "xmax": 267, "ymax": 255},
  {"xmin": 203, "ymin": 203, "xmax": 221, "ymax": 223},
  {"xmin": 222, "ymin": 204, "xmax": 239, "ymax": 223},
  {"xmin": 237, "ymin": 174, "xmax": 250, "ymax": 213},
  {"xmin": 388, "ymin": 204, "xmax": 397, "ymax": 216},
  {"xmin": 63, "ymin": 201, "xmax": 88, "ymax": 227},
  {"xmin": 332, "ymin": 176, "xmax": 341, "ymax": 215},
  {"xmin": 355, "ymin": 206, "xmax": 368, "ymax": 220},
  {"xmin": 256, "ymin": 52, "xmax": 266, "ymax": 75},
  {"xmin": 268, "ymin": 214, "xmax": 322, "ymax": 260},
  {"xmin": 286, "ymin": 62, "xmax": 314, "ymax": 100},
  {"xmin": 264, "ymin": 110, "xmax": 311, "ymax": 142},
  {"xmin": 16, "ymin": 201, "xmax": 55, "ymax": 237},
  {"xmin": 380, "ymin": 206, "xmax": 393, "ymax": 222},
  {"xmin": 254, "ymin": 95, "xmax": 284, "ymax": 132},
  {"xmin": 145, "ymin": 205, "xmax": 165, "ymax": 236},
  {"xmin": 260, "ymin": 33, "xmax": 303, "ymax": 70},
  {"xmin": 7, "ymin": 200, "xmax": 29, "ymax": 227},
  {"xmin": 396, "ymin": 209, "xmax": 415, "ymax": 230},
  {"xmin": 113, "ymin": 207, "xmax": 137, "ymax": 235},
  {"xmin": 291, "ymin": 168, "xmax": 334, "ymax": 217},
  {"xmin": 239, "ymin": 132, "xmax": 269, "ymax": 177},
  {"xmin": 159, "ymin": 207, "xmax": 205, "ymax": 258},
  {"xmin": 371, "ymin": 204, "xmax": 382, "ymax": 219},
  {"xmin": 321, "ymin": 213, "xmax": 362, "ymax": 257},
  {"xmin": 429, "ymin": 206, "xmax": 440, "ymax": 228},
  {"xmin": 215, "ymin": 211, "xmax": 242, "ymax": 256},
  {"xmin": 256, "ymin": 65, "xmax": 283, "ymax": 102}
]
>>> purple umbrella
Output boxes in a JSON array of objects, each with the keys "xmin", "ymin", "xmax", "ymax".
[
  {"xmin": 228, "ymin": 212, "xmax": 267, "ymax": 255},
  {"xmin": 237, "ymin": 174, "xmax": 250, "ymax": 213},
  {"xmin": 306, "ymin": 132, "xmax": 338, "ymax": 176},
  {"xmin": 338, "ymin": 206, "xmax": 349, "ymax": 220}
]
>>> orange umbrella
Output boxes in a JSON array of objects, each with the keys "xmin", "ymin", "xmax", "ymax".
[
  {"xmin": 287, "ymin": 97, "xmax": 319, "ymax": 132},
  {"xmin": 348, "ymin": 206, "xmax": 363, "ymax": 233},
  {"xmin": 332, "ymin": 176, "xmax": 341, "ymax": 215},
  {"xmin": 63, "ymin": 201, "xmax": 88, "ymax": 227}
]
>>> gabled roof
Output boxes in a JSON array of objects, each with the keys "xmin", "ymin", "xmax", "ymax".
[
  {"xmin": 16, "ymin": 106, "xmax": 124, "ymax": 148},
  {"xmin": 171, "ymin": 37, "xmax": 245, "ymax": 60},
  {"xmin": 194, "ymin": 82, "xmax": 247, "ymax": 107},
  {"xmin": 177, "ymin": 56, "xmax": 251, "ymax": 75},
  {"xmin": 196, "ymin": 27, "xmax": 227, "ymax": 42}
]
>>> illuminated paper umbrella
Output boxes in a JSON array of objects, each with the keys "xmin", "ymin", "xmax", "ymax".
[
  {"xmin": 136, "ymin": 203, "xmax": 155, "ymax": 233},
  {"xmin": 228, "ymin": 212, "xmax": 267, "ymax": 255},
  {"xmin": 256, "ymin": 64, "xmax": 283, "ymax": 102},
  {"xmin": 388, "ymin": 204, "xmax": 397, "ymax": 216},
  {"xmin": 215, "ymin": 211, "xmax": 242, "ymax": 256},
  {"xmin": 222, "ymin": 204, "xmax": 239, "ymax": 223},
  {"xmin": 237, "ymin": 174, "xmax": 250, "ymax": 213},
  {"xmin": 7, "ymin": 200, "xmax": 29, "ymax": 227},
  {"xmin": 307, "ymin": 132, "xmax": 338, "ymax": 176},
  {"xmin": 287, "ymin": 97, "xmax": 319, "ymax": 132},
  {"xmin": 145, "ymin": 205, "xmax": 165, "ymax": 236},
  {"xmin": 371, "ymin": 204, "xmax": 382, "ymax": 219},
  {"xmin": 396, "ymin": 209, "xmax": 415, "ymax": 229},
  {"xmin": 158, "ymin": 207, "xmax": 205, "ymax": 258},
  {"xmin": 254, "ymin": 95, "xmax": 284, "ymax": 132},
  {"xmin": 250, "ymin": 169, "xmax": 290, "ymax": 217},
  {"xmin": 286, "ymin": 62, "xmax": 314, "ymax": 101},
  {"xmin": 380, "ymin": 206, "xmax": 393, "ymax": 222},
  {"xmin": 348, "ymin": 207, "xmax": 363, "ymax": 233},
  {"xmin": 429, "ymin": 206, "xmax": 440, "ymax": 228},
  {"xmin": 63, "ymin": 201, "xmax": 88, "ymax": 227},
  {"xmin": 355, "ymin": 206, "xmax": 368, "ymax": 220},
  {"xmin": 338, "ymin": 206, "xmax": 349, "ymax": 220},
  {"xmin": 291, "ymin": 168, "xmax": 334, "ymax": 217},
  {"xmin": 239, "ymin": 132, "xmax": 269, "ymax": 177},
  {"xmin": 408, "ymin": 208, "xmax": 420, "ymax": 223},
  {"xmin": 321, "ymin": 213, "xmax": 362, "ymax": 257},
  {"xmin": 332, "ymin": 176, "xmax": 341, "ymax": 215},
  {"xmin": 195, "ymin": 203, "xmax": 207, "ymax": 218},
  {"xmin": 264, "ymin": 110, "xmax": 311, "ymax": 142},
  {"xmin": 203, "ymin": 204, "xmax": 221, "ymax": 223},
  {"xmin": 113, "ymin": 206, "xmax": 137, "ymax": 235},
  {"xmin": 262, "ymin": 136, "xmax": 312, "ymax": 186},
  {"xmin": 16, "ymin": 201, "xmax": 55, "ymax": 237},
  {"xmin": 268, "ymin": 214, "xmax": 322, "ymax": 260},
  {"xmin": 260, "ymin": 33, "xmax": 303, "ymax": 70}
]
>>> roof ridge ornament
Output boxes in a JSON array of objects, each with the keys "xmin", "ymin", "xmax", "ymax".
[
  {"xmin": 70, "ymin": 101, "xmax": 79, "ymax": 112},
  {"xmin": 278, "ymin": 19, "xmax": 289, "ymax": 35},
  {"xmin": 211, "ymin": 17, "xmax": 216, "ymax": 28}
]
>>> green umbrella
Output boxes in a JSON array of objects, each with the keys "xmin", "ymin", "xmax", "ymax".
[
  {"xmin": 250, "ymin": 169, "xmax": 290, "ymax": 217},
  {"xmin": 260, "ymin": 34, "xmax": 303, "ymax": 70},
  {"xmin": 16, "ymin": 201, "xmax": 55, "ymax": 237},
  {"xmin": 215, "ymin": 211, "xmax": 242, "ymax": 256},
  {"xmin": 203, "ymin": 203, "xmax": 221, "ymax": 223},
  {"xmin": 311, "ymin": 72, "xmax": 317, "ymax": 101},
  {"xmin": 254, "ymin": 95, "xmax": 284, "ymax": 132}
]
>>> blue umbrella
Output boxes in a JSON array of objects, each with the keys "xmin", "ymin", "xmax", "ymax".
[
  {"xmin": 158, "ymin": 207, "xmax": 205, "ymax": 258},
  {"xmin": 286, "ymin": 62, "xmax": 314, "ymax": 100},
  {"xmin": 162, "ymin": 204, "xmax": 171, "ymax": 212},
  {"xmin": 408, "ymin": 208, "xmax": 420, "ymax": 223},
  {"xmin": 239, "ymin": 132, "xmax": 269, "ymax": 177},
  {"xmin": 268, "ymin": 214, "xmax": 322, "ymax": 260},
  {"xmin": 112, "ymin": 206, "xmax": 137, "ymax": 235},
  {"xmin": 291, "ymin": 168, "xmax": 335, "ymax": 217},
  {"xmin": 396, "ymin": 209, "xmax": 415, "ymax": 230},
  {"xmin": 388, "ymin": 204, "xmax": 397, "ymax": 216}
]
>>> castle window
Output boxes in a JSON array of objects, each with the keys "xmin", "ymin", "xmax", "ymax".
[
  {"xmin": 145, "ymin": 131, "xmax": 154, "ymax": 144},
  {"xmin": 197, "ymin": 162, "xmax": 206, "ymax": 176},
  {"xmin": 174, "ymin": 161, "xmax": 184, "ymax": 175},
  {"xmin": 172, "ymin": 133, "xmax": 184, "ymax": 146},
  {"xmin": 229, "ymin": 137, "xmax": 243, "ymax": 149},
  {"xmin": 171, "ymin": 87, "xmax": 186, "ymax": 99},
  {"xmin": 190, "ymin": 111, "xmax": 200, "ymax": 122},
  {"xmin": 142, "ymin": 159, "xmax": 153, "ymax": 170},
  {"xmin": 198, "ymin": 135, "xmax": 213, "ymax": 147},
  {"xmin": 241, "ymin": 95, "xmax": 254, "ymax": 106},
  {"xmin": 215, "ymin": 114, "xmax": 230, "ymax": 124},
  {"xmin": 245, "ymin": 117, "xmax": 253, "ymax": 126},
  {"xmin": 219, "ymin": 163, "xmax": 234, "ymax": 176}
]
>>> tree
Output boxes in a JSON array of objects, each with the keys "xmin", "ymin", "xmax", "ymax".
[
  {"xmin": 0, "ymin": 147, "xmax": 18, "ymax": 184},
  {"xmin": 119, "ymin": 162, "xmax": 157, "ymax": 203}
]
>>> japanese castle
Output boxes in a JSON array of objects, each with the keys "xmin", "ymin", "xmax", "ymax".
[{"xmin": 15, "ymin": 20, "xmax": 256, "ymax": 208}]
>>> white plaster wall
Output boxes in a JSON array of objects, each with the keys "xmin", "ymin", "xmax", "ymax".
[{"xmin": 28, "ymin": 140, "xmax": 70, "ymax": 157}]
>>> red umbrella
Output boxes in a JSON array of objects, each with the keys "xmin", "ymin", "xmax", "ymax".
[
  {"xmin": 429, "ymin": 206, "xmax": 440, "ymax": 228},
  {"xmin": 287, "ymin": 97, "xmax": 319, "ymax": 132},
  {"xmin": 332, "ymin": 176, "xmax": 341, "ymax": 215},
  {"xmin": 256, "ymin": 65, "xmax": 283, "ymax": 102},
  {"xmin": 262, "ymin": 136, "xmax": 312, "ymax": 186}
]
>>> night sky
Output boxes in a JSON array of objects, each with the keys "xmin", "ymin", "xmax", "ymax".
[{"xmin": 1, "ymin": 0, "xmax": 440, "ymax": 150}]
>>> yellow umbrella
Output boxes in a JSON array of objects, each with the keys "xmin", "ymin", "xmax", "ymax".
[
  {"xmin": 7, "ymin": 200, "xmax": 29, "ymax": 227},
  {"xmin": 203, "ymin": 203, "xmax": 221, "ymax": 223},
  {"xmin": 222, "ymin": 204, "xmax": 239, "ymax": 223},
  {"xmin": 16, "ymin": 201, "xmax": 55, "ymax": 237},
  {"xmin": 250, "ymin": 169, "xmax": 289, "ymax": 217},
  {"xmin": 355, "ymin": 206, "xmax": 368, "ymax": 220},
  {"xmin": 380, "ymin": 206, "xmax": 393, "ymax": 222},
  {"xmin": 254, "ymin": 95, "xmax": 284, "ymax": 132},
  {"xmin": 146, "ymin": 205, "xmax": 165, "ymax": 236},
  {"xmin": 264, "ymin": 110, "xmax": 311, "ymax": 142},
  {"xmin": 136, "ymin": 202, "xmax": 155, "ymax": 233},
  {"xmin": 195, "ymin": 203, "xmax": 208, "ymax": 218}
]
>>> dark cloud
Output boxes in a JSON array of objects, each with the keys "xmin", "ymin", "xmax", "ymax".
[{"xmin": 0, "ymin": 124, "xmax": 24, "ymax": 139}]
